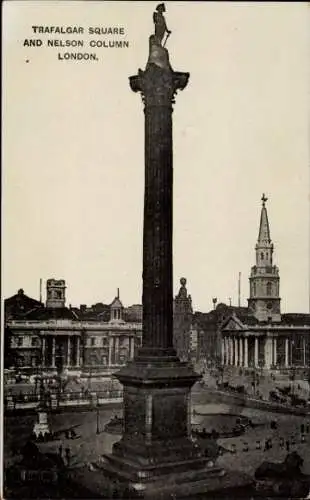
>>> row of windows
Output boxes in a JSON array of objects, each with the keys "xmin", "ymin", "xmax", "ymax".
[
  {"xmin": 13, "ymin": 337, "xmax": 39, "ymax": 347},
  {"xmin": 88, "ymin": 337, "xmax": 109, "ymax": 347},
  {"xmin": 13, "ymin": 335, "xmax": 139, "ymax": 348}
]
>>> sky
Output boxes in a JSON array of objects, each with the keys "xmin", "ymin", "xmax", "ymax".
[{"xmin": 2, "ymin": 1, "xmax": 310, "ymax": 313}]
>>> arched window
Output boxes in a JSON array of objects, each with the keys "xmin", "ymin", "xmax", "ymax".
[
  {"xmin": 253, "ymin": 282, "xmax": 256, "ymax": 295},
  {"xmin": 267, "ymin": 282, "xmax": 272, "ymax": 295},
  {"xmin": 260, "ymin": 252, "xmax": 264, "ymax": 260}
]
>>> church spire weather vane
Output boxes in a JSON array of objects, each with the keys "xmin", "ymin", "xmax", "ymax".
[{"xmin": 261, "ymin": 193, "xmax": 268, "ymax": 206}]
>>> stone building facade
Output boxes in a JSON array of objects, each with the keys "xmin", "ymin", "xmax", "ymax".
[
  {"xmin": 5, "ymin": 282, "xmax": 142, "ymax": 376},
  {"xmin": 6, "ymin": 279, "xmax": 196, "ymax": 375}
]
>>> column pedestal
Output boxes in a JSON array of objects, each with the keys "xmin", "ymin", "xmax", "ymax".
[
  {"xmin": 33, "ymin": 411, "xmax": 50, "ymax": 439},
  {"xmin": 100, "ymin": 357, "xmax": 234, "ymax": 499}
]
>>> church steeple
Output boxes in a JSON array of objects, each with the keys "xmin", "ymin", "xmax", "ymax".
[
  {"xmin": 248, "ymin": 195, "xmax": 281, "ymax": 322},
  {"xmin": 258, "ymin": 193, "xmax": 271, "ymax": 244},
  {"xmin": 255, "ymin": 193, "xmax": 274, "ymax": 268}
]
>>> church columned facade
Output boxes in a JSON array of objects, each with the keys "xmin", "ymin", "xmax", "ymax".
[{"xmin": 221, "ymin": 195, "xmax": 310, "ymax": 370}]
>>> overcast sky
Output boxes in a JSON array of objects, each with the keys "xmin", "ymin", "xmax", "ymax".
[{"xmin": 3, "ymin": 1, "xmax": 309, "ymax": 313}]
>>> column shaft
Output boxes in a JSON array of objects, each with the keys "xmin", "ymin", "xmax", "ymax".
[
  {"xmin": 221, "ymin": 338, "xmax": 225, "ymax": 365},
  {"xmin": 229, "ymin": 338, "xmax": 234, "ymax": 365},
  {"xmin": 234, "ymin": 338, "xmax": 238, "ymax": 366},
  {"xmin": 129, "ymin": 336, "xmax": 135, "ymax": 360},
  {"xmin": 142, "ymin": 104, "xmax": 173, "ymax": 351},
  {"xmin": 42, "ymin": 337, "xmax": 46, "ymax": 366},
  {"xmin": 254, "ymin": 337, "xmax": 259, "ymax": 367},
  {"xmin": 273, "ymin": 338, "xmax": 277, "ymax": 366},
  {"xmin": 108, "ymin": 336, "xmax": 113, "ymax": 366},
  {"xmin": 52, "ymin": 337, "xmax": 56, "ymax": 368},
  {"xmin": 285, "ymin": 338, "xmax": 289, "ymax": 367},
  {"xmin": 76, "ymin": 337, "xmax": 80, "ymax": 367},
  {"xmin": 244, "ymin": 338, "xmax": 248, "ymax": 368},
  {"xmin": 239, "ymin": 338, "xmax": 243, "ymax": 367},
  {"xmin": 264, "ymin": 338, "xmax": 272, "ymax": 369},
  {"xmin": 67, "ymin": 336, "xmax": 71, "ymax": 367},
  {"xmin": 225, "ymin": 337, "xmax": 229, "ymax": 365},
  {"xmin": 115, "ymin": 337, "xmax": 120, "ymax": 364}
]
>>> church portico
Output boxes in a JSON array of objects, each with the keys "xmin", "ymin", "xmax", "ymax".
[{"xmin": 222, "ymin": 327, "xmax": 310, "ymax": 370}]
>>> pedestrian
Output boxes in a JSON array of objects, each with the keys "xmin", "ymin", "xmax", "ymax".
[{"xmin": 65, "ymin": 447, "xmax": 71, "ymax": 466}]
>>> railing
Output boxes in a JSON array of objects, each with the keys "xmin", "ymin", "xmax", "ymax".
[
  {"xmin": 7, "ymin": 320, "xmax": 142, "ymax": 330},
  {"xmin": 4, "ymin": 389, "xmax": 124, "ymax": 412}
]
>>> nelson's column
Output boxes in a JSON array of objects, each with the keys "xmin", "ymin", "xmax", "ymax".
[{"xmin": 100, "ymin": 5, "xmax": 252, "ymax": 498}]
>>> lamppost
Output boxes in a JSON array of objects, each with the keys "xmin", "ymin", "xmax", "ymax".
[
  {"xmin": 32, "ymin": 363, "xmax": 51, "ymax": 439},
  {"xmin": 96, "ymin": 394, "xmax": 100, "ymax": 435}
]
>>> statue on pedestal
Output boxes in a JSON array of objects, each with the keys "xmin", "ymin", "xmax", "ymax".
[
  {"xmin": 153, "ymin": 3, "xmax": 171, "ymax": 46},
  {"xmin": 147, "ymin": 3, "xmax": 172, "ymax": 70}
]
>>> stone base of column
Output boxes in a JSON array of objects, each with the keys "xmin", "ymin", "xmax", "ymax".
[{"xmin": 94, "ymin": 357, "xmax": 252, "ymax": 499}]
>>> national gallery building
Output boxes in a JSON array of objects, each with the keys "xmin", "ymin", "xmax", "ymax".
[{"xmin": 4, "ymin": 281, "xmax": 142, "ymax": 376}]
